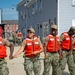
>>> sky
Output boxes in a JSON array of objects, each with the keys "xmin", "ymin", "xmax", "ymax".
[{"xmin": 0, "ymin": 0, "xmax": 21, "ymax": 20}]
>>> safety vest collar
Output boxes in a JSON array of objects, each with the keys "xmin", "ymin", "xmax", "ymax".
[
  {"xmin": 48, "ymin": 34, "xmax": 59, "ymax": 37},
  {"xmin": 26, "ymin": 36, "xmax": 37, "ymax": 41}
]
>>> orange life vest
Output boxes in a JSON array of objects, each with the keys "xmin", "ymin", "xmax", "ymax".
[
  {"xmin": 61, "ymin": 32, "xmax": 72, "ymax": 50},
  {"xmin": 46, "ymin": 34, "xmax": 59, "ymax": 52},
  {"xmin": 0, "ymin": 28, "xmax": 3, "ymax": 37},
  {"xmin": 24, "ymin": 36, "xmax": 41, "ymax": 57},
  {"xmin": 0, "ymin": 37, "xmax": 7, "ymax": 58},
  {"xmin": 18, "ymin": 32, "xmax": 22, "ymax": 37}
]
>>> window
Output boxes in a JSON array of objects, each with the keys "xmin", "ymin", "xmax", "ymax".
[
  {"xmin": 20, "ymin": 11, "xmax": 23, "ymax": 19},
  {"xmin": 25, "ymin": 0, "xmax": 30, "ymax": 6},
  {"xmin": 43, "ymin": 22, "xmax": 49, "ymax": 37},
  {"xmin": 32, "ymin": 4, "xmax": 35, "ymax": 14},
  {"xmin": 20, "ymin": 11, "xmax": 23, "ymax": 15},
  {"xmin": 32, "ymin": 0, "xmax": 38, "ymax": 14},
  {"xmin": 50, "ymin": 21, "xmax": 55, "ymax": 25},
  {"xmin": 25, "ymin": 2, "xmax": 26, "ymax": 6},
  {"xmin": 35, "ymin": 0, "xmax": 38, "ymax": 12},
  {"xmin": 23, "ymin": 11, "xmax": 26, "ymax": 19},
  {"xmin": 39, "ymin": 0, "xmax": 43, "ymax": 11},
  {"xmin": 28, "ymin": 7, "xmax": 30, "ymax": 17},
  {"xmin": 20, "ymin": 11, "xmax": 26, "ymax": 20},
  {"xmin": 72, "ymin": 0, "xmax": 75, "ymax": 6}
]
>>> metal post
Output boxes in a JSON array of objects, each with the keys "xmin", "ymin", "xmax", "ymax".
[
  {"xmin": 0, "ymin": 8, "xmax": 3, "ymax": 23},
  {"xmin": 0, "ymin": 8, "xmax": 1, "ymax": 24}
]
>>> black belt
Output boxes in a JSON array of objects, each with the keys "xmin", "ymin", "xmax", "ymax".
[
  {"xmin": 62, "ymin": 50, "xmax": 71, "ymax": 52},
  {"xmin": 0, "ymin": 58, "xmax": 4, "ymax": 61},
  {"xmin": 47, "ymin": 51, "xmax": 58, "ymax": 53}
]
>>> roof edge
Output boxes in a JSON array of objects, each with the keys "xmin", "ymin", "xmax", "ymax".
[
  {"xmin": 17, "ymin": 0, "xmax": 26, "ymax": 7},
  {"xmin": 25, "ymin": 0, "xmax": 35, "ymax": 7}
]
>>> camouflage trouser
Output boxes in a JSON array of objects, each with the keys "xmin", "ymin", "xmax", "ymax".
[
  {"xmin": 23, "ymin": 56, "xmax": 41, "ymax": 75},
  {"xmin": 43, "ymin": 52, "xmax": 61, "ymax": 75},
  {"xmin": 0, "ymin": 59, "xmax": 9, "ymax": 75},
  {"xmin": 17, "ymin": 37, "xmax": 22, "ymax": 45},
  {"xmin": 72, "ymin": 50, "xmax": 75, "ymax": 63},
  {"xmin": 59, "ymin": 50, "xmax": 75, "ymax": 75},
  {"xmin": 13, "ymin": 37, "xmax": 17, "ymax": 45}
]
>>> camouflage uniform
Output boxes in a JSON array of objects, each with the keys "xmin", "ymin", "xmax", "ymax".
[
  {"xmin": 17, "ymin": 31, "xmax": 22, "ymax": 45},
  {"xmin": 72, "ymin": 36, "xmax": 75, "ymax": 63},
  {"xmin": 59, "ymin": 28, "xmax": 75, "ymax": 75},
  {"xmin": 43, "ymin": 53, "xmax": 61, "ymax": 75},
  {"xmin": 6, "ymin": 33, "xmax": 10, "ymax": 41},
  {"xmin": 12, "ymin": 32, "xmax": 17, "ymax": 45},
  {"xmin": 17, "ymin": 37, "xmax": 22, "ymax": 45},
  {"xmin": 0, "ymin": 59, "xmax": 9, "ymax": 75},
  {"xmin": 43, "ymin": 25, "xmax": 61, "ymax": 75},
  {"xmin": 22, "ymin": 37, "xmax": 42, "ymax": 75},
  {"xmin": 14, "ymin": 28, "xmax": 43, "ymax": 75},
  {"xmin": 0, "ymin": 38, "xmax": 14, "ymax": 75},
  {"xmin": 23, "ymin": 56, "xmax": 41, "ymax": 75},
  {"xmin": 59, "ymin": 50, "xmax": 75, "ymax": 75},
  {"xmin": 0, "ymin": 26, "xmax": 14, "ymax": 75},
  {"xmin": 72, "ymin": 50, "xmax": 75, "ymax": 63}
]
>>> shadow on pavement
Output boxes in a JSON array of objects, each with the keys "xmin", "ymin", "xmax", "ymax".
[{"xmin": 62, "ymin": 71, "xmax": 70, "ymax": 75}]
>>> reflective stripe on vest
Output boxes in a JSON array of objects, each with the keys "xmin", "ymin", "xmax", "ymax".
[
  {"xmin": 25, "ymin": 36, "xmax": 41, "ymax": 57},
  {"xmin": 62, "ymin": 32, "xmax": 72, "ymax": 50},
  {"xmin": 0, "ymin": 37, "xmax": 7, "ymax": 58},
  {"xmin": 46, "ymin": 34, "xmax": 59, "ymax": 52}
]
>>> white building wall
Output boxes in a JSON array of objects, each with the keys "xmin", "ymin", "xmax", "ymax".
[{"xmin": 58, "ymin": 0, "xmax": 75, "ymax": 35}]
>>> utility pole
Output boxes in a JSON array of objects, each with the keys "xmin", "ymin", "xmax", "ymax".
[
  {"xmin": 0, "ymin": 8, "xmax": 2, "ymax": 24},
  {"xmin": 0, "ymin": 8, "xmax": 1, "ymax": 24}
]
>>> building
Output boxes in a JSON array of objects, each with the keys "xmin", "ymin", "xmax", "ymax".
[
  {"xmin": 17, "ymin": 0, "xmax": 75, "ymax": 38},
  {"xmin": 2, "ymin": 20, "xmax": 19, "ymax": 38},
  {"xmin": 58, "ymin": 0, "xmax": 75, "ymax": 35},
  {"xmin": 3, "ymin": 20, "xmax": 18, "ymax": 33}
]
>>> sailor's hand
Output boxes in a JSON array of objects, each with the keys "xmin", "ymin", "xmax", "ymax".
[
  {"xmin": 59, "ymin": 53, "xmax": 63, "ymax": 59},
  {"xmin": 33, "ymin": 51, "xmax": 39, "ymax": 55},
  {"xmin": 44, "ymin": 54, "xmax": 48, "ymax": 59},
  {"xmin": 13, "ymin": 54, "xmax": 18, "ymax": 58},
  {"xmin": 9, "ymin": 55, "xmax": 14, "ymax": 59}
]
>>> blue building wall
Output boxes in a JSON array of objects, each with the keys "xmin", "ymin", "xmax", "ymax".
[
  {"xmin": 27, "ymin": 0, "xmax": 57, "ymax": 37},
  {"xmin": 17, "ymin": 0, "xmax": 57, "ymax": 38},
  {"xmin": 17, "ymin": 1, "xmax": 27, "ymax": 38},
  {"xmin": 27, "ymin": 0, "xmax": 57, "ymax": 26},
  {"xmin": 58, "ymin": 0, "xmax": 75, "ymax": 35}
]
